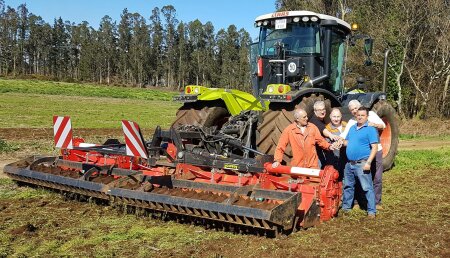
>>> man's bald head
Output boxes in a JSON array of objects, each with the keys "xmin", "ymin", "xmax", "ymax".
[
  {"xmin": 330, "ymin": 108, "xmax": 343, "ymax": 126},
  {"xmin": 294, "ymin": 108, "xmax": 308, "ymax": 126}
]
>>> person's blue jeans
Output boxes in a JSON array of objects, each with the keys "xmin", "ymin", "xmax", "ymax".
[{"xmin": 342, "ymin": 161, "xmax": 376, "ymax": 215}]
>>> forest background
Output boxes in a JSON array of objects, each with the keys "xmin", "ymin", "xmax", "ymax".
[{"xmin": 0, "ymin": 0, "xmax": 449, "ymax": 118}]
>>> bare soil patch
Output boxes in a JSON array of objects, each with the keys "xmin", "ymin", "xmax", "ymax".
[
  {"xmin": 400, "ymin": 118, "xmax": 450, "ymax": 136},
  {"xmin": 399, "ymin": 139, "xmax": 450, "ymax": 150}
]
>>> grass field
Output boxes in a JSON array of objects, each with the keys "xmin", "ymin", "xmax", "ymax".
[
  {"xmin": 0, "ymin": 78, "xmax": 177, "ymax": 101},
  {"xmin": 1, "ymin": 79, "xmax": 449, "ymax": 257},
  {"xmin": 0, "ymin": 93, "xmax": 180, "ymax": 129},
  {"xmin": 0, "ymin": 78, "xmax": 181, "ymax": 129}
]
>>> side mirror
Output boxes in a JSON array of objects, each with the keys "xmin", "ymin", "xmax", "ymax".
[
  {"xmin": 364, "ymin": 38, "xmax": 373, "ymax": 66},
  {"xmin": 364, "ymin": 38, "xmax": 373, "ymax": 56}
]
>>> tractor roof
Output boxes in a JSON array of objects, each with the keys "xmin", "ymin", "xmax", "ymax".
[{"xmin": 255, "ymin": 10, "xmax": 351, "ymax": 32}]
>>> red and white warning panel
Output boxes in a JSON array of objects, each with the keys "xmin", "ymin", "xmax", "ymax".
[
  {"xmin": 53, "ymin": 116, "xmax": 73, "ymax": 149},
  {"xmin": 121, "ymin": 120, "xmax": 148, "ymax": 159}
]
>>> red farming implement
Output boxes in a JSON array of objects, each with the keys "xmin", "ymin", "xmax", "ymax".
[{"xmin": 5, "ymin": 115, "xmax": 341, "ymax": 236}]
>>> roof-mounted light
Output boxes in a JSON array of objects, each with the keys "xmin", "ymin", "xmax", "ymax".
[
  {"xmin": 302, "ymin": 16, "xmax": 310, "ymax": 22},
  {"xmin": 311, "ymin": 16, "xmax": 318, "ymax": 22},
  {"xmin": 257, "ymin": 21, "xmax": 262, "ymax": 26},
  {"xmin": 263, "ymin": 20, "xmax": 269, "ymax": 26},
  {"xmin": 293, "ymin": 17, "xmax": 300, "ymax": 22}
]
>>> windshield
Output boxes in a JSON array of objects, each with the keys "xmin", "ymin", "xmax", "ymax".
[{"xmin": 259, "ymin": 23, "xmax": 321, "ymax": 57}]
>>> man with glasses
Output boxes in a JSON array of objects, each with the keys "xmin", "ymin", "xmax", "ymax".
[{"xmin": 309, "ymin": 101, "xmax": 340, "ymax": 168}]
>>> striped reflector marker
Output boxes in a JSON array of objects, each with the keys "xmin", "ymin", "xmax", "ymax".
[
  {"xmin": 122, "ymin": 120, "xmax": 148, "ymax": 159},
  {"xmin": 53, "ymin": 116, "xmax": 73, "ymax": 149}
]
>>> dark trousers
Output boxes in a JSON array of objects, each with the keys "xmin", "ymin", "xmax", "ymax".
[
  {"xmin": 316, "ymin": 146, "xmax": 327, "ymax": 169},
  {"xmin": 371, "ymin": 150, "xmax": 383, "ymax": 204}
]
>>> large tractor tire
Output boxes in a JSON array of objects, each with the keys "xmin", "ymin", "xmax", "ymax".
[
  {"xmin": 371, "ymin": 100, "xmax": 399, "ymax": 171},
  {"xmin": 172, "ymin": 101, "xmax": 230, "ymax": 129},
  {"xmin": 257, "ymin": 94, "xmax": 331, "ymax": 165}
]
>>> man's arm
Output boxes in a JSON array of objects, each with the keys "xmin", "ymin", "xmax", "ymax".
[
  {"xmin": 340, "ymin": 119, "xmax": 356, "ymax": 139},
  {"xmin": 323, "ymin": 128, "xmax": 341, "ymax": 141},
  {"xmin": 368, "ymin": 111, "xmax": 386, "ymax": 129},
  {"xmin": 363, "ymin": 143, "xmax": 378, "ymax": 171},
  {"xmin": 314, "ymin": 126, "xmax": 332, "ymax": 150},
  {"xmin": 272, "ymin": 128, "xmax": 290, "ymax": 168}
]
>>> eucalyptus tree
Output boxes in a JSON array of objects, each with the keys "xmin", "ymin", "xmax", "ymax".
[
  {"xmin": 2, "ymin": 6, "xmax": 19, "ymax": 75},
  {"xmin": 118, "ymin": 8, "xmax": 132, "ymax": 84},
  {"xmin": 237, "ymin": 28, "xmax": 251, "ymax": 92},
  {"xmin": 188, "ymin": 19, "xmax": 205, "ymax": 85},
  {"xmin": 202, "ymin": 21, "xmax": 217, "ymax": 86},
  {"xmin": 218, "ymin": 25, "xmax": 239, "ymax": 89},
  {"xmin": 149, "ymin": 7, "xmax": 163, "ymax": 86},
  {"xmin": 17, "ymin": 3, "xmax": 28, "ymax": 74},
  {"xmin": 161, "ymin": 5, "xmax": 178, "ymax": 87},
  {"xmin": 129, "ymin": 12, "xmax": 150, "ymax": 86},
  {"xmin": 98, "ymin": 15, "xmax": 117, "ymax": 84},
  {"xmin": 175, "ymin": 21, "xmax": 189, "ymax": 89}
]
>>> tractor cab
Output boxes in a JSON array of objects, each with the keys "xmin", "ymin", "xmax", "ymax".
[{"xmin": 251, "ymin": 11, "xmax": 351, "ymax": 102}]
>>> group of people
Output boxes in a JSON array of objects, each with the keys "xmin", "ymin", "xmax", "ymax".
[{"xmin": 272, "ymin": 100, "xmax": 385, "ymax": 218}]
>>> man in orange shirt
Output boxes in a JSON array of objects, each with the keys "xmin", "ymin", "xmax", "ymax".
[{"xmin": 272, "ymin": 108, "xmax": 336, "ymax": 169}]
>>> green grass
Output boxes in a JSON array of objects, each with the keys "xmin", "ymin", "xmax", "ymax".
[
  {"xmin": 0, "ymin": 179, "xmax": 54, "ymax": 199},
  {"xmin": 0, "ymin": 78, "xmax": 178, "ymax": 101},
  {"xmin": 395, "ymin": 147, "xmax": 450, "ymax": 170},
  {"xmin": 0, "ymin": 93, "xmax": 181, "ymax": 129},
  {"xmin": 0, "ymin": 139, "xmax": 19, "ymax": 153}
]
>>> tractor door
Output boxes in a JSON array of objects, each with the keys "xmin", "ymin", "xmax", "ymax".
[{"xmin": 329, "ymin": 30, "xmax": 347, "ymax": 96}]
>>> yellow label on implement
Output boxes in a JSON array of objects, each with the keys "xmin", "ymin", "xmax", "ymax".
[{"xmin": 223, "ymin": 164, "xmax": 239, "ymax": 170}]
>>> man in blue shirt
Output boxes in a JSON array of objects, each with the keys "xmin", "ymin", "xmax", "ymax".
[{"xmin": 342, "ymin": 106, "xmax": 378, "ymax": 218}]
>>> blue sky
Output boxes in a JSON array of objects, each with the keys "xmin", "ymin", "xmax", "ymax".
[{"xmin": 4, "ymin": 0, "xmax": 277, "ymax": 39}]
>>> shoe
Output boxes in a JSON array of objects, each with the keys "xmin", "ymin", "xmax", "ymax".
[
  {"xmin": 367, "ymin": 214, "xmax": 376, "ymax": 219},
  {"xmin": 353, "ymin": 203, "xmax": 360, "ymax": 209},
  {"xmin": 376, "ymin": 204, "xmax": 384, "ymax": 210}
]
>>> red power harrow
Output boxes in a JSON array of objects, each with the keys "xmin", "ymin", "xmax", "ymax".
[{"xmin": 4, "ymin": 115, "xmax": 342, "ymax": 236}]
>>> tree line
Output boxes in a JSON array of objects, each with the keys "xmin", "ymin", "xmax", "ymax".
[{"xmin": 0, "ymin": 2, "xmax": 252, "ymax": 91}]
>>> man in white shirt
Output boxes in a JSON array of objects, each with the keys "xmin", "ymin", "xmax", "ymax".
[{"xmin": 341, "ymin": 100, "xmax": 385, "ymax": 210}]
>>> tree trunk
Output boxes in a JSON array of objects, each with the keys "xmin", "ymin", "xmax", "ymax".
[
  {"xmin": 107, "ymin": 60, "xmax": 110, "ymax": 84},
  {"xmin": 442, "ymin": 74, "xmax": 450, "ymax": 117}
]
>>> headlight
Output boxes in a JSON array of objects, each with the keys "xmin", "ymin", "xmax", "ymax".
[
  {"xmin": 194, "ymin": 87, "xmax": 199, "ymax": 94},
  {"xmin": 268, "ymin": 86, "xmax": 274, "ymax": 93}
]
